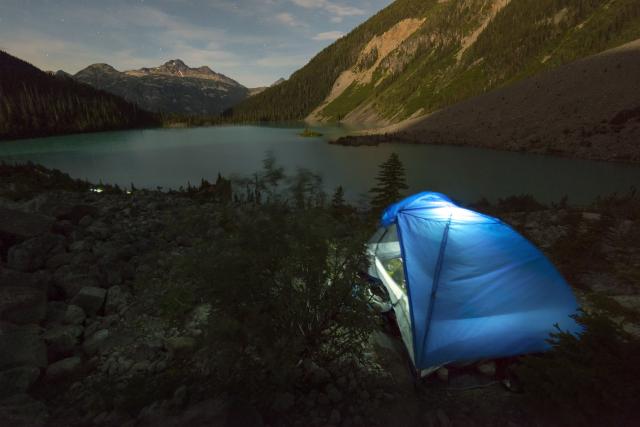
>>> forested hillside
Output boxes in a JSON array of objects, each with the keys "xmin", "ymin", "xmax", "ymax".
[
  {"xmin": 0, "ymin": 51, "xmax": 158, "ymax": 140},
  {"xmin": 224, "ymin": 0, "xmax": 437, "ymax": 122},
  {"xmin": 226, "ymin": 0, "xmax": 640, "ymax": 126}
]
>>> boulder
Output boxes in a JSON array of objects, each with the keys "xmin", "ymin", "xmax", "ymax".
[
  {"xmin": 369, "ymin": 330, "xmax": 414, "ymax": 388},
  {"xmin": 45, "ymin": 356, "xmax": 82, "ymax": 382},
  {"xmin": 0, "ymin": 267, "xmax": 38, "ymax": 288},
  {"xmin": 0, "ymin": 393, "xmax": 49, "ymax": 427},
  {"xmin": 329, "ymin": 409, "xmax": 341, "ymax": 425},
  {"xmin": 185, "ymin": 303, "xmax": 211, "ymax": 336},
  {"xmin": 105, "ymin": 285, "xmax": 130, "ymax": 315},
  {"xmin": 45, "ymin": 203, "xmax": 98, "ymax": 225},
  {"xmin": 71, "ymin": 251, "xmax": 97, "ymax": 267},
  {"xmin": 0, "ymin": 366, "xmax": 40, "ymax": 398},
  {"xmin": 83, "ymin": 329, "xmax": 110, "ymax": 356},
  {"xmin": 325, "ymin": 383, "xmax": 343, "ymax": 403},
  {"xmin": 0, "ymin": 286, "xmax": 46, "ymax": 324},
  {"xmin": 271, "ymin": 392, "xmax": 295, "ymax": 412},
  {"xmin": 51, "ymin": 220, "xmax": 74, "ymax": 237},
  {"xmin": 137, "ymin": 398, "xmax": 263, "ymax": 427},
  {"xmin": 71, "ymin": 286, "xmax": 106, "ymax": 316},
  {"xmin": 63, "ymin": 304, "xmax": 86, "ymax": 325},
  {"xmin": 43, "ymin": 325, "xmax": 83, "ymax": 359},
  {"xmin": 165, "ymin": 336, "xmax": 196, "ymax": 354},
  {"xmin": 0, "ymin": 323, "xmax": 47, "ymax": 369},
  {"xmin": 0, "ymin": 268, "xmax": 48, "ymax": 324},
  {"xmin": 106, "ymin": 268, "xmax": 123, "ymax": 287},
  {"xmin": 7, "ymin": 234, "xmax": 66, "ymax": 272},
  {"xmin": 45, "ymin": 252, "xmax": 73, "ymax": 270},
  {"xmin": 0, "ymin": 207, "xmax": 54, "ymax": 241},
  {"xmin": 436, "ymin": 367, "xmax": 449, "ymax": 383},
  {"xmin": 55, "ymin": 269, "xmax": 102, "ymax": 299},
  {"xmin": 69, "ymin": 240, "xmax": 92, "ymax": 252},
  {"xmin": 78, "ymin": 215, "xmax": 93, "ymax": 227},
  {"xmin": 93, "ymin": 242, "xmax": 135, "ymax": 263},
  {"xmin": 582, "ymin": 212, "xmax": 602, "ymax": 221},
  {"xmin": 87, "ymin": 221, "xmax": 110, "ymax": 240},
  {"xmin": 477, "ymin": 361, "xmax": 497, "ymax": 377}
]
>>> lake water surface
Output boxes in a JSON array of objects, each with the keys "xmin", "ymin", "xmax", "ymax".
[{"xmin": 1, "ymin": 125, "xmax": 639, "ymax": 205}]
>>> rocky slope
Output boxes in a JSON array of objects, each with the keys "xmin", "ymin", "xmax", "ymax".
[
  {"xmin": 1, "ymin": 165, "xmax": 639, "ymax": 426},
  {"xmin": 74, "ymin": 60, "xmax": 249, "ymax": 116},
  {"xmin": 334, "ymin": 38, "xmax": 640, "ymax": 163},
  {"xmin": 228, "ymin": 0, "xmax": 640, "ymax": 128}
]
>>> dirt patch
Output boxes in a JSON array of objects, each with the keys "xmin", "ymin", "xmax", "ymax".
[
  {"xmin": 306, "ymin": 18, "xmax": 425, "ymax": 123},
  {"xmin": 456, "ymin": 0, "xmax": 511, "ymax": 61}
]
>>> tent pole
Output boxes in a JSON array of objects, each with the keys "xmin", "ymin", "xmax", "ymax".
[{"xmin": 419, "ymin": 214, "xmax": 452, "ymax": 367}]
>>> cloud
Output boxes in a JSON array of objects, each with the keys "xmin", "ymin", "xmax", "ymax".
[
  {"xmin": 274, "ymin": 12, "xmax": 303, "ymax": 27},
  {"xmin": 290, "ymin": 0, "xmax": 365, "ymax": 22},
  {"xmin": 0, "ymin": 0, "xmax": 386, "ymax": 87},
  {"xmin": 312, "ymin": 31, "xmax": 345, "ymax": 41}
]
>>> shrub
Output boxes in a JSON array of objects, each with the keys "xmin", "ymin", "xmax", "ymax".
[
  {"xmin": 165, "ymin": 160, "xmax": 375, "ymax": 400},
  {"xmin": 516, "ymin": 311, "xmax": 640, "ymax": 426}
]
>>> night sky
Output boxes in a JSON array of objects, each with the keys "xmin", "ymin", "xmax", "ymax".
[{"xmin": 0, "ymin": 0, "xmax": 392, "ymax": 87}]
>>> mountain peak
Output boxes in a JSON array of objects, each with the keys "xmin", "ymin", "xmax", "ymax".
[
  {"xmin": 159, "ymin": 59, "xmax": 189, "ymax": 72},
  {"xmin": 75, "ymin": 63, "xmax": 121, "ymax": 78},
  {"xmin": 88, "ymin": 63, "xmax": 119, "ymax": 72},
  {"xmin": 124, "ymin": 59, "xmax": 241, "ymax": 86},
  {"xmin": 165, "ymin": 59, "xmax": 187, "ymax": 66}
]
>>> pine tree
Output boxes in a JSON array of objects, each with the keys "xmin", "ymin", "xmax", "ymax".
[
  {"xmin": 331, "ymin": 185, "xmax": 346, "ymax": 217},
  {"xmin": 370, "ymin": 153, "xmax": 408, "ymax": 213}
]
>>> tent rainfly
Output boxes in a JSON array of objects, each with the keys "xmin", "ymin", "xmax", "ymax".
[{"xmin": 367, "ymin": 192, "xmax": 581, "ymax": 374}]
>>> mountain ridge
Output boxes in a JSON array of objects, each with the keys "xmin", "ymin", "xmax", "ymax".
[
  {"xmin": 227, "ymin": 0, "xmax": 640, "ymax": 127},
  {"xmin": 74, "ymin": 59, "xmax": 249, "ymax": 116},
  {"xmin": 333, "ymin": 38, "xmax": 640, "ymax": 163},
  {"xmin": 124, "ymin": 59, "xmax": 241, "ymax": 87}
]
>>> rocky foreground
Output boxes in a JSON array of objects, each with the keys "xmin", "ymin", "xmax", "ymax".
[{"xmin": 0, "ymin": 166, "xmax": 639, "ymax": 426}]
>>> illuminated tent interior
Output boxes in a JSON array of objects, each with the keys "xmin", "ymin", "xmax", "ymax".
[{"xmin": 367, "ymin": 192, "xmax": 581, "ymax": 375}]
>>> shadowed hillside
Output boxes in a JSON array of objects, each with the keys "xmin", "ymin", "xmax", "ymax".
[
  {"xmin": 335, "ymin": 38, "xmax": 640, "ymax": 163},
  {"xmin": 226, "ymin": 0, "xmax": 640, "ymax": 128},
  {"xmin": 0, "ymin": 51, "xmax": 158, "ymax": 141}
]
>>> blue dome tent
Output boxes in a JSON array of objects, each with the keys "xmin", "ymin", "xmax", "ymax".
[{"xmin": 367, "ymin": 192, "xmax": 581, "ymax": 374}]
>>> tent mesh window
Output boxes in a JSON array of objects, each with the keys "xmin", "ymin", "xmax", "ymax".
[{"xmin": 375, "ymin": 225, "xmax": 407, "ymax": 295}]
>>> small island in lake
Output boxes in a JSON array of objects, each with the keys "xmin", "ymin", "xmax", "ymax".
[{"xmin": 299, "ymin": 128, "xmax": 323, "ymax": 137}]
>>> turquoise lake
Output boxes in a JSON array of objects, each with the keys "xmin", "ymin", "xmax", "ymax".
[{"xmin": 1, "ymin": 125, "xmax": 639, "ymax": 205}]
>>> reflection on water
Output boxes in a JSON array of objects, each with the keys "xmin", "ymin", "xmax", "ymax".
[{"xmin": 1, "ymin": 125, "xmax": 638, "ymax": 205}]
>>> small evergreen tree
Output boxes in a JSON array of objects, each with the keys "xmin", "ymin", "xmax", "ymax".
[
  {"xmin": 370, "ymin": 153, "xmax": 408, "ymax": 213},
  {"xmin": 331, "ymin": 185, "xmax": 347, "ymax": 218}
]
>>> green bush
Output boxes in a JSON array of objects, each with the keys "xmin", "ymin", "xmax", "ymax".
[
  {"xmin": 516, "ymin": 311, "xmax": 640, "ymax": 426},
  {"xmin": 164, "ymin": 160, "xmax": 375, "ymax": 399}
]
